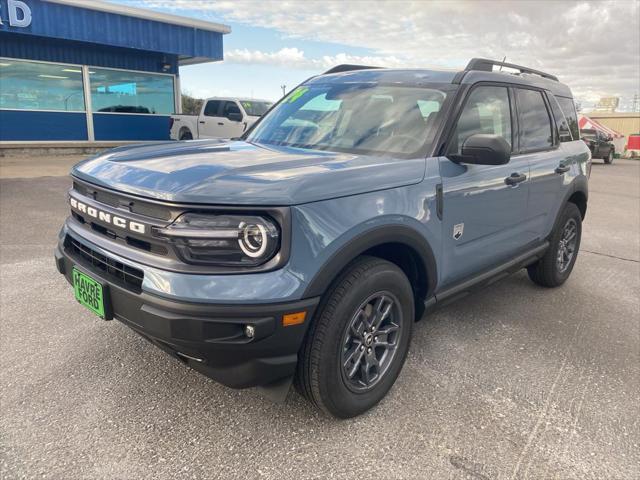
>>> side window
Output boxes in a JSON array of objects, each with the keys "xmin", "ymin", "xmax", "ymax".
[
  {"xmin": 223, "ymin": 101, "xmax": 242, "ymax": 117},
  {"xmin": 556, "ymin": 96, "xmax": 580, "ymax": 141},
  {"xmin": 448, "ymin": 86, "xmax": 512, "ymax": 155},
  {"xmin": 515, "ymin": 89, "xmax": 553, "ymax": 151},
  {"xmin": 548, "ymin": 95, "xmax": 573, "ymax": 142},
  {"xmin": 203, "ymin": 100, "xmax": 221, "ymax": 117}
]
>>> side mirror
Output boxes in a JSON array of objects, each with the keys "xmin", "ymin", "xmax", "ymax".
[
  {"xmin": 451, "ymin": 134, "xmax": 511, "ymax": 165},
  {"xmin": 226, "ymin": 111, "xmax": 243, "ymax": 122}
]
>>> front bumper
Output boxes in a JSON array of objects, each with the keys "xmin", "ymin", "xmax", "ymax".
[{"xmin": 55, "ymin": 237, "xmax": 319, "ymax": 389}]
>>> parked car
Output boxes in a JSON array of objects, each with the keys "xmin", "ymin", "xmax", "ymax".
[
  {"xmin": 55, "ymin": 59, "xmax": 590, "ymax": 418},
  {"xmin": 170, "ymin": 97, "xmax": 273, "ymax": 140},
  {"xmin": 581, "ymin": 128, "xmax": 615, "ymax": 164}
]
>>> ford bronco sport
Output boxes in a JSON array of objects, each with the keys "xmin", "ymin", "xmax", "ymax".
[{"xmin": 55, "ymin": 58, "xmax": 590, "ymax": 418}]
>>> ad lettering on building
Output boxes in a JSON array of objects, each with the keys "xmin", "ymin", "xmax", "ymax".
[{"xmin": 0, "ymin": 0, "xmax": 32, "ymax": 28}]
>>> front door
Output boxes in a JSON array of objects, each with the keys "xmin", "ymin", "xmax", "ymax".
[
  {"xmin": 219, "ymin": 101, "xmax": 246, "ymax": 138},
  {"xmin": 438, "ymin": 84, "xmax": 530, "ymax": 289}
]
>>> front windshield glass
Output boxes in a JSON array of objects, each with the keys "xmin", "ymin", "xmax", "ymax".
[
  {"xmin": 246, "ymin": 83, "xmax": 449, "ymax": 157},
  {"xmin": 240, "ymin": 100, "xmax": 272, "ymax": 117}
]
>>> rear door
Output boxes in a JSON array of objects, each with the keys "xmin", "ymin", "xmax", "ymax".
[
  {"xmin": 523, "ymin": 89, "xmax": 574, "ymax": 240},
  {"xmin": 199, "ymin": 100, "xmax": 224, "ymax": 138},
  {"xmin": 439, "ymin": 84, "xmax": 530, "ymax": 288}
]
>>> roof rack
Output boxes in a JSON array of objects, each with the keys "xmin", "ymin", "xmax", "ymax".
[
  {"xmin": 323, "ymin": 64, "xmax": 383, "ymax": 75},
  {"xmin": 464, "ymin": 58, "xmax": 559, "ymax": 82}
]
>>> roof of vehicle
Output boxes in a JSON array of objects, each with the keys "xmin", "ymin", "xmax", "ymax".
[
  {"xmin": 204, "ymin": 97, "xmax": 272, "ymax": 102},
  {"xmin": 315, "ymin": 58, "xmax": 573, "ymax": 98}
]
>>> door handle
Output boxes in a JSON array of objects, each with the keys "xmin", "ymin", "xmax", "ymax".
[
  {"xmin": 555, "ymin": 164, "xmax": 570, "ymax": 174},
  {"xmin": 199, "ymin": 121, "xmax": 205, "ymax": 124},
  {"xmin": 218, "ymin": 122, "xmax": 225, "ymax": 126},
  {"xmin": 505, "ymin": 172, "xmax": 527, "ymax": 186}
]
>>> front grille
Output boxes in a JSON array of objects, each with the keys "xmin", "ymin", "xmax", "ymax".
[
  {"xmin": 73, "ymin": 181, "xmax": 172, "ymax": 220},
  {"xmin": 65, "ymin": 235, "xmax": 144, "ymax": 291}
]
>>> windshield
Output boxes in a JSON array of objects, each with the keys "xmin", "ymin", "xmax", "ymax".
[
  {"xmin": 240, "ymin": 100, "xmax": 272, "ymax": 117},
  {"xmin": 245, "ymin": 83, "xmax": 449, "ymax": 157},
  {"xmin": 581, "ymin": 129, "xmax": 596, "ymax": 140}
]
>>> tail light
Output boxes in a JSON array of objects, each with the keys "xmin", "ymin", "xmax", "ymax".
[{"xmin": 169, "ymin": 117, "xmax": 174, "ymax": 130}]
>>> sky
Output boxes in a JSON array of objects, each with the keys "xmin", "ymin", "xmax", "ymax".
[{"xmin": 122, "ymin": 0, "xmax": 639, "ymax": 111}]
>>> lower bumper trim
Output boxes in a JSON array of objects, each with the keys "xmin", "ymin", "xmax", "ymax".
[{"xmin": 56, "ymin": 243, "xmax": 319, "ymax": 389}]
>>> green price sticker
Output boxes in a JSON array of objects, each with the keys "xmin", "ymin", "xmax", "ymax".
[{"xmin": 286, "ymin": 86, "xmax": 309, "ymax": 103}]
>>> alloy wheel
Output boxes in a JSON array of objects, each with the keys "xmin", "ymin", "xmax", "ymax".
[
  {"xmin": 340, "ymin": 292, "xmax": 403, "ymax": 392},
  {"xmin": 557, "ymin": 218, "xmax": 578, "ymax": 273}
]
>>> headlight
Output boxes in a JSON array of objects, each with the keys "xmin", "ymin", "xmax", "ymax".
[{"xmin": 154, "ymin": 213, "xmax": 280, "ymax": 266}]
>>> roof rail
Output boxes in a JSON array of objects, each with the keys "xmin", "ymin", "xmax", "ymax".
[
  {"xmin": 464, "ymin": 58, "xmax": 559, "ymax": 82},
  {"xmin": 322, "ymin": 64, "xmax": 383, "ymax": 75}
]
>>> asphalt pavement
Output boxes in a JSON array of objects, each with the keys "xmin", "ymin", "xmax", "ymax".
[{"xmin": 1, "ymin": 157, "xmax": 638, "ymax": 479}]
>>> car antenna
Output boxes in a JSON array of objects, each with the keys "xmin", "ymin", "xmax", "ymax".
[{"xmin": 499, "ymin": 56, "xmax": 506, "ymax": 72}]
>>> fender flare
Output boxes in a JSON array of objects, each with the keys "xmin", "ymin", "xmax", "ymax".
[
  {"xmin": 302, "ymin": 224, "xmax": 438, "ymax": 300},
  {"xmin": 549, "ymin": 176, "xmax": 589, "ymax": 238},
  {"xmin": 562, "ymin": 175, "xmax": 588, "ymax": 218},
  {"xmin": 571, "ymin": 175, "xmax": 589, "ymax": 203}
]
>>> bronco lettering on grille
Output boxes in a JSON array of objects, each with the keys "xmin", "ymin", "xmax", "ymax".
[{"xmin": 70, "ymin": 197, "xmax": 146, "ymax": 234}]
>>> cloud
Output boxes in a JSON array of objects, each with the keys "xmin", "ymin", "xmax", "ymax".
[
  {"xmin": 225, "ymin": 47, "xmax": 410, "ymax": 70},
  {"xmin": 142, "ymin": 0, "xmax": 640, "ymax": 109}
]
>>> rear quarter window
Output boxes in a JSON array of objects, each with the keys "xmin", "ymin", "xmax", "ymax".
[
  {"xmin": 515, "ymin": 88, "xmax": 553, "ymax": 152},
  {"xmin": 548, "ymin": 95, "xmax": 573, "ymax": 142},
  {"xmin": 555, "ymin": 96, "xmax": 580, "ymax": 141}
]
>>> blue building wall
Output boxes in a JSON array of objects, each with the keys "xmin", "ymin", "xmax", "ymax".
[
  {"xmin": 0, "ymin": 0, "xmax": 224, "ymax": 62},
  {"xmin": 0, "ymin": 110, "xmax": 88, "ymax": 141},
  {"xmin": 93, "ymin": 114, "xmax": 171, "ymax": 141},
  {"xmin": 0, "ymin": 31, "xmax": 179, "ymax": 74},
  {"xmin": 0, "ymin": 0, "xmax": 225, "ymax": 143}
]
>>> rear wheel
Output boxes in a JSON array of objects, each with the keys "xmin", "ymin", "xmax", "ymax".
[
  {"xmin": 295, "ymin": 256, "xmax": 414, "ymax": 418},
  {"xmin": 527, "ymin": 202, "xmax": 582, "ymax": 287},
  {"xmin": 180, "ymin": 129, "xmax": 193, "ymax": 140},
  {"xmin": 604, "ymin": 151, "xmax": 614, "ymax": 164}
]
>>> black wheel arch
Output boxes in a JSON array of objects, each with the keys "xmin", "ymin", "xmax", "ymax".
[
  {"xmin": 566, "ymin": 175, "xmax": 588, "ymax": 219},
  {"xmin": 302, "ymin": 225, "xmax": 437, "ymax": 320},
  {"xmin": 179, "ymin": 127, "xmax": 193, "ymax": 139}
]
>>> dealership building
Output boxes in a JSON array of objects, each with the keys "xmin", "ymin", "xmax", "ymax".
[{"xmin": 0, "ymin": 0, "xmax": 229, "ymax": 144}]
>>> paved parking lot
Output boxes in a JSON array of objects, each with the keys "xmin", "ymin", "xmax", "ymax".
[{"xmin": 1, "ymin": 158, "xmax": 638, "ymax": 479}]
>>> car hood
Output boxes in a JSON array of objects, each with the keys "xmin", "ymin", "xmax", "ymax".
[{"xmin": 72, "ymin": 140, "xmax": 425, "ymax": 205}]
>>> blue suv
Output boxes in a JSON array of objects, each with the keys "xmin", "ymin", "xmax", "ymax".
[{"xmin": 55, "ymin": 59, "xmax": 590, "ymax": 418}]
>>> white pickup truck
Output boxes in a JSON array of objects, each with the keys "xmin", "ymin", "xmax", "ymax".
[{"xmin": 170, "ymin": 97, "xmax": 273, "ymax": 140}]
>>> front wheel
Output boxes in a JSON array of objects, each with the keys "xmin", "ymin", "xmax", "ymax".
[
  {"xmin": 295, "ymin": 256, "xmax": 414, "ymax": 418},
  {"xmin": 527, "ymin": 202, "xmax": 582, "ymax": 287},
  {"xmin": 604, "ymin": 151, "xmax": 614, "ymax": 164}
]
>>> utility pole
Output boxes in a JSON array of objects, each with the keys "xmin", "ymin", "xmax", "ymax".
[{"xmin": 280, "ymin": 85, "xmax": 287, "ymax": 97}]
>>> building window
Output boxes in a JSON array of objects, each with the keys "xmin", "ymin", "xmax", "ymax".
[
  {"xmin": 0, "ymin": 58, "xmax": 85, "ymax": 111},
  {"xmin": 89, "ymin": 68, "xmax": 174, "ymax": 115}
]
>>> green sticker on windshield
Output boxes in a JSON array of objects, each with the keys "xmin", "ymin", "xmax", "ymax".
[{"xmin": 286, "ymin": 86, "xmax": 309, "ymax": 103}]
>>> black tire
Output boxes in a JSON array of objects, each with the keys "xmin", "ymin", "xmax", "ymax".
[
  {"xmin": 180, "ymin": 129, "xmax": 193, "ymax": 140},
  {"xmin": 604, "ymin": 151, "xmax": 614, "ymax": 164},
  {"xmin": 527, "ymin": 202, "xmax": 582, "ymax": 288},
  {"xmin": 295, "ymin": 256, "xmax": 414, "ymax": 418}
]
